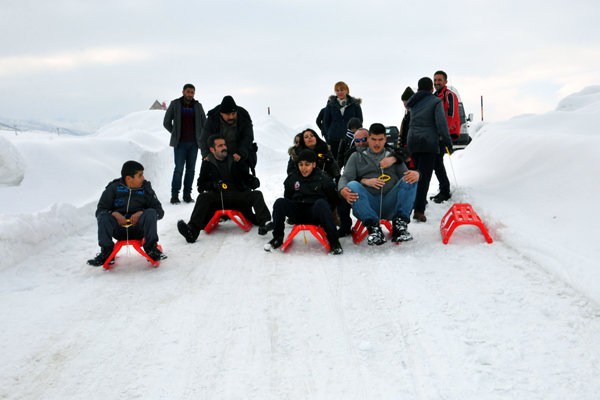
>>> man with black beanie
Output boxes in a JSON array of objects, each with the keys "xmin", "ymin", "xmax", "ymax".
[
  {"xmin": 265, "ymin": 149, "xmax": 342, "ymax": 254},
  {"xmin": 406, "ymin": 77, "xmax": 452, "ymax": 222}
]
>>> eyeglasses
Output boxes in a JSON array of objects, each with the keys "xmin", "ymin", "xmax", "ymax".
[{"xmin": 354, "ymin": 137, "xmax": 368, "ymax": 143}]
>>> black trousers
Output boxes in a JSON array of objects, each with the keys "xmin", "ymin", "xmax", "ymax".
[
  {"xmin": 411, "ymin": 152, "xmax": 437, "ymax": 214},
  {"xmin": 188, "ymin": 190, "xmax": 271, "ymax": 235},
  {"xmin": 272, "ymin": 198, "xmax": 338, "ymax": 243},
  {"xmin": 432, "ymin": 142, "xmax": 451, "ymax": 196}
]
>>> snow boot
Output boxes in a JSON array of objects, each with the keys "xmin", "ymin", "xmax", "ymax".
[
  {"xmin": 330, "ymin": 241, "xmax": 343, "ymax": 255},
  {"xmin": 183, "ymin": 195, "xmax": 195, "ymax": 203},
  {"xmin": 264, "ymin": 235, "xmax": 284, "ymax": 252},
  {"xmin": 87, "ymin": 247, "xmax": 114, "ymax": 267},
  {"xmin": 145, "ymin": 245, "xmax": 167, "ymax": 262},
  {"xmin": 258, "ymin": 221, "xmax": 274, "ymax": 236},
  {"xmin": 177, "ymin": 220, "xmax": 197, "ymax": 243},
  {"xmin": 413, "ymin": 212, "xmax": 427, "ymax": 222},
  {"xmin": 430, "ymin": 192, "xmax": 451, "ymax": 204},
  {"xmin": 366, "ymin": 222, "xmax": 386, "ymax": 246},
  {"xmin": 391, "ymin": 217, "xmax": 413, "ymax": 243},
  {"xmin": 170, "ymin": 195, "xmax": 181, "ymax": 204}
]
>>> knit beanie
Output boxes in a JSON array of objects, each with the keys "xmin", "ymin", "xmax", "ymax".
[
  {"xmin": 297, "ymin": 149, "xmax": 317, "ymax": 164},
  {"xmin": 220, "ymin": 96, "xmax": 237, "ymax": 113},
  {"xmin": 401, "ymin": 86, "xmax": 415, "ymax": 101}
]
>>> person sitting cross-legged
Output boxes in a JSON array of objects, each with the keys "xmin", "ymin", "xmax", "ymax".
[
  {"xmin": 87, "ymin": 160, "xmax": 167, "ymax": 266},
  {"xmin": 266, "ymin": 149, "xmax": 343, "ymax": 255},
  {"xmin": 338, "ymin": 123, "xmax": 420, "ymax": 245},
  {"xmin": 177, "ymin": 134, "xmax": 273, "ymax": 243}
]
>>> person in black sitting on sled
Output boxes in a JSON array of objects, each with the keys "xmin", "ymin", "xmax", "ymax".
[
  {"xmin": 266, "ymin": 149, "xmax": 343, "ymax": 255},
  {"xmin": 87, "ymin": 160, "xmax": 166, "ymax": 266},
  {"xmin": 177, "ymin": 134, "xmax": 273, "ymax": 243}
]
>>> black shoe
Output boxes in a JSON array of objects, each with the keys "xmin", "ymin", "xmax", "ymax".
[
  {"xmin": 264, "ymin": 235, "xmax": 284, "ymax": 252},
  {"xmin": 430, "ymin": 192, "xmax": 451, "ymax": 204},
  {"xmin": 366, "ymin": 223, "xmax": 386, "ymax": 246},
  {"xmin": 177, "ymin": 220, "xmax": 197, "ymax": 243},
  {"xmin": 146, "ymin": 246, "xmax": 167, "ymax": 262},
  {"xmin": 170, "ymin": 195, "xmax": 181, "ymax": 204},
  {"xmin": 391, "ymin": 218, "xmax": 413, "ymax": 243},
  {"xmin": 87, "ymin": 247, "xmax": 114, "ymax": 267},
  {"xmin": 413, "ymin": 212, "xmax": 427, "ymax": 222},
  {"xmin": 183, "ymin": 195, "xmax": 194, "ymax": 203},
  {"xmin": 337, "ymin": 227, "xmax": 352, "ymax": 238},
  {"xmin": 258, "ymin": 221, "xmax": 273, "ymax": 236},
  {"xmin": 330, "ymin": 241, "xmax": 343, "ymax": 255}
]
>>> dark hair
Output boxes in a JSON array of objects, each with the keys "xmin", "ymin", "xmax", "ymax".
[
  {"xmin": 401, "ymin": 86, "xmax": 415, "ymax": 101},
  {"xmin": 183, "ymin": 83, "xmax": 195, "ymax": 91},
  {"xmin": 368, "ymin": 123, "xmax": 386, "ymax": 136},
  {"xmin": 294, "ymin": 132, "xmax": 302, "ymax": 144},
  {"xmin": 434, "ymin": 70, "xmax": 447, "ymax": 80},
  {"xmin": 207, "ymin": 134, "xmax": 226, "ymax": 150},
  {"xmin": 299, "ymin": 128, "xmax": 326, "ymax": 149},
  {"xmin": 418, "ymin": 77, "xmax": 433, "ymax": 91},
  {"xmin": 297, "ymin": 149, "xmax": 317, "ymax": 164},
  {"xmin": 121, "ymin": 160, "xmax": 144, "ymax": 181},
  {"xmin": 347, "ymin": 117, "xmax": 362, "ymax": 130}
]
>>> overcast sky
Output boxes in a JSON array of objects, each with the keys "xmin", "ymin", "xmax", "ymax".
[{"xmin": 1, "ymin": 0, "xmax": 599, "ymax": 130}]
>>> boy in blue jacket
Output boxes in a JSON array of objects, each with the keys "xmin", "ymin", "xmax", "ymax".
[{"xmin": 87, "ymin": 161, "xmax": 166, "ymax": 266}]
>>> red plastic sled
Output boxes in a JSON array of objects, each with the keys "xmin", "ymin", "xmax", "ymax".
[
  {"xmin": 351, "ymin": 220, "xmax": 393, "ymax": 245},
  {"xmin": 103, "ymin": 239, "xmax": 163, "ymax": 270},
  {"xmin": 440, "ymin": 203, "xmax": 493, "ymax": 244},
  {"xmin": 204, "ymin": 210, "xmax": 253, "ymax": 234},
  {"xmin": 280, "ymin": 224, "xmax": 330, "ymax": 252}
]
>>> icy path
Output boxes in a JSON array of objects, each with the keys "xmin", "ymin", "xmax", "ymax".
[{"xmin": 2, "ymin": 169, "xmax": 600, "ymax": 399}]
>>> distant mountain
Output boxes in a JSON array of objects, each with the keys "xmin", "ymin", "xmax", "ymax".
[{"xmin": 0, "ymin": 115, "xmax": 123, "ymax": 136}]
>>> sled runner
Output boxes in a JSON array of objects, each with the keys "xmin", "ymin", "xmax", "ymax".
[
  {"xmin": 204, "ymin": 210, "xmax": 253, "ymax": 234},
  {"xmin": 103, "ymin": 239, "xmax": 163, "ymax": 270},
  {"xmin": 280, "ymin": 224, "xmax": 330, "ymax": 252},
  {"xmin": 440, "ymin": 203, "xmax": 493, "ymax": 244}
]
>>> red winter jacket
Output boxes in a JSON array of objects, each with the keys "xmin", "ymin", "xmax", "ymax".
[{"xmin": 435, "ymin": 86, "xmax": 461, "ymax": 140}]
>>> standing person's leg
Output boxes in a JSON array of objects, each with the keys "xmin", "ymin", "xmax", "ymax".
[
  {"xmin": 171, "ymin": 144, "xmax": 187, "ymax": 202},
  {"xmin": 411, "ymin": 152, "xmax": 436, "ymax": 218},
  {"xmin": 328, "ymin": 139, "xmax": 340, "ymax": 159},
  {"xmin": 432, "ymin": 141, "xmax": 451, "ymax": 198},
  {"xmin": 183, "ymin": 143, "xmax": 199, "ymax": 201}
]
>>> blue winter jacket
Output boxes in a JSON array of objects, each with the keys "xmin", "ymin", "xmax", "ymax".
[
  {"xmin": 406, "ymin": 91, "xmax": 452, "ymax": 154},
  {"xmin": 323, "ymin": 95, "xmax": 363, "ymax": 141}
]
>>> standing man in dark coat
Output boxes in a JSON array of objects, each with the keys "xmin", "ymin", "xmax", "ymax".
[
  {"xmin": 163, "ymin": 83, "xmax": 207, "ymax": 205},
  {"xmin": 199, "ymin": 95, "xmax": 257, "ymax": 175},
  {"xmin": 176, "ymin": 134, "xmax": 272, "ymax": 243},
  {"xmin": 406, "ymin": 77, "xmax": 452, "ymax": 222}
]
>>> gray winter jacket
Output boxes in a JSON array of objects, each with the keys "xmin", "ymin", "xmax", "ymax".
[
  {"xmin": 163, "ymin": 97, "xmax": 207, "ymax": 148},
  {"xmin": 338, "ymin": 147, "xmax": 413, "ymax": 195},
  {"xmin": 406, "ymin": 91, "xmax": 451, "ymax": 154}
]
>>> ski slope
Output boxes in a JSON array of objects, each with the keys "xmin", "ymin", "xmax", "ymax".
[{"xmin": 2, "ymin": 87, "xmax": 600, "ymax": 399}]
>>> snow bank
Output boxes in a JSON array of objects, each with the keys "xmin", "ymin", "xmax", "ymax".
[
  {"xmin": 0, "ymin": 136, "xmax": 26, "ymax": 187},
  {"xmin": 453, "ymin": 85, "xmax": 600, "ymax": 306}
]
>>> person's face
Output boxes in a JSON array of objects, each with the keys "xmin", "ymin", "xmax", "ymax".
[
  {"xmin": 298, "ymin": 160, "xmax": 316, "ymax": 177},
  {"xmin": 182, "ymin": 88, "xmax": 195, "ymax": 103},
  {"xmin": 335, "ymin": 87, "xmax": 348, "ymax": 100},
  {"xmin": 403, "ymin": 100, "xmax": 408, "ymax": 109},
  {"xmin": 210, "ymin": 139, "xmax": 228, "ymax": 160},
  {"xmin": 303, "ymin": 131, "xmax": 317, "ymax": 148},
  {"xmin": 433, "ymin": 74, "xmax": 447, "ymax": 91},
  {"xmin": 294, "ymin": 136, "xmax": 300, "ymax": 147},
  {"xmin": 220, "ymin": 111, "xmax": 237, "ymax": 124},
  {"xmin": 126, "ymin": 170, "xmax": 145, "ymax": 189},
  {"xmin": 368, "ymin": 133, "xmax": 386, "ymax": 153},
  {"xmin": 354, "ymin": 130, "xmax": 369, "ymax": 148}
]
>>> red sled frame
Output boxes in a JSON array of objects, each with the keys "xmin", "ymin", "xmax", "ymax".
[
  {"xmin": 351, "ymin": 220, "xmax": 393, "ymax": 245},
  {"xmin": 204, "ymin": 210, "xmax": 253, "ymax": 234},
  {"xmin": 280, "ymin": 224, "xmax": 330, "ymax": 252},
  {"xmin": 103, "ymin": 239, "xmax": 163, "ymax": 270},
  {"xmin": 440, "ymin": 203, "xmax": 493, "ymax": 244}
]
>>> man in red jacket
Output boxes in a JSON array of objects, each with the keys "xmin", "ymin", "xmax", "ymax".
[{"xmin": 431, "ymin": 70, "xmax": 461, "ymax": 203}]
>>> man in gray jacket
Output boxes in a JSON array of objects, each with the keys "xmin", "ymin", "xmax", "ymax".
[
  {"xmin": 163, "ymin": 83, "xmax": 207, "ymax": 204},
  {"xmin": 338, "ymin": 123, "xmax": 420, "ymax": 245},
  {"xmin": 406, "ymin": 77, "xmax": 452, "ymax": 222}
]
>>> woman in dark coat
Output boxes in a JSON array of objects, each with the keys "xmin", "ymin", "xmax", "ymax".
[
  {"xmin": 322, "ymin": 81, "xmax": 363, "ymax": 160},
  {"xmin": 287, "ymin": 129, "xmax": 339, "ymax": 180}
]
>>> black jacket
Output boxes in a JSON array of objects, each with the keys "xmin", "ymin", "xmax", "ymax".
[
  {"xmin": 95, "ymin": 179, "xmax": 164, "ymax": 219},
  {"xmin": 284, "ymin": 168, "xmax": 338, "ymax": 210},
  {"xmin": 287, "ymin": 142, "xmax": 340, "ymax": 179},
  {"xmin": 323, "ymin": 95, "xmax": 363, "ymax": 141},
  {"xmin": 197, "ymin": 153, "xmax": 259, "ymax": 193},
  {"xmin": 199, "ymin": 105, "xmax": 254, "ymax": 161},
  {"xmin": 406, "ymin": 91, "xmax": 451, "ymax": 154}
]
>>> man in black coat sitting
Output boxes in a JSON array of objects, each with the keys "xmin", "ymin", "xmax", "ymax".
[
  {"xmin": 177, "ymin": 134, "xmax": 272, "ymax": 243},
  {"xmin": 265, "ymin": 149, "xmax": 343, "ymax": 255}
]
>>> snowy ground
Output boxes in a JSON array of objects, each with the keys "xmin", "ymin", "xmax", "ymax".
[{"xmin": 1, "ymin": 87, "xmax": 600, "ymax": 399}]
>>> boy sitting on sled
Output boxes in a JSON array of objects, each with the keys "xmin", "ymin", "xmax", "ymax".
[{"xmin": 265, "ymin": 149, "xmax": 343, "ymax": 255}]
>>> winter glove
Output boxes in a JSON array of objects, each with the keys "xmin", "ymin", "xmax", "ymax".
[
  {"xmin": 248, "ymin": 176, "xmax": 260, "ymax": 190},
  {"xmin": 445, "ymin": 144, "xmax": 454, "ymax": 155},
  {"xmin": 213, "ymin": 180, "xmax": 225, "ymax": 192}
]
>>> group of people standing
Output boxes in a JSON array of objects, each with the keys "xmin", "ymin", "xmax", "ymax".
[{"xmin": 87, "ymin": 72, "xmax": 460, "ymax": 265}]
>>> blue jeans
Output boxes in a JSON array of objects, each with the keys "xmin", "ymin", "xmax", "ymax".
[
  {"xmin": 97, "ymin": 209, "xmax": 159, "ymax": 252},
  {"xmin": 346, "ymin": 179, "xmax": 417, "ymax": 224},
  {"xmin": 172, "ymin": 142, "xmax": 199, "ymax": 196}
]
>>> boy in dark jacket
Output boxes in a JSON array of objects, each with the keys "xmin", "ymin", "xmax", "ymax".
[
  {"xmin": 87, "ymin": 161, "xmax": 166, "ymax": 266},
  {"xmin": 265, "ymin": 149, "xmax": 343, "ymax": 255}
]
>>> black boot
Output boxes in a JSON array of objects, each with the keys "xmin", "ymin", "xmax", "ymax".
[
  {"xmin": 264, "ymin": 235, "xmax": 284, "ymax": 252},
  {"xmin": 366, "ymin": 222, "xmax": 386, "ymax": 246},
  {"xmin": 87, "ymin": 247, "xmax": 114, "ymax": 267},
  {"xmin": 392, "ymin": 217, "xmax": 413, "ymax": 243},
  {"xmin": 330, "ymin": 241, "xmax": 344, "ymax": 255},
  {"xmin": 177, "ymin": 220, "xmax": 197, "ymax": 243}
]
